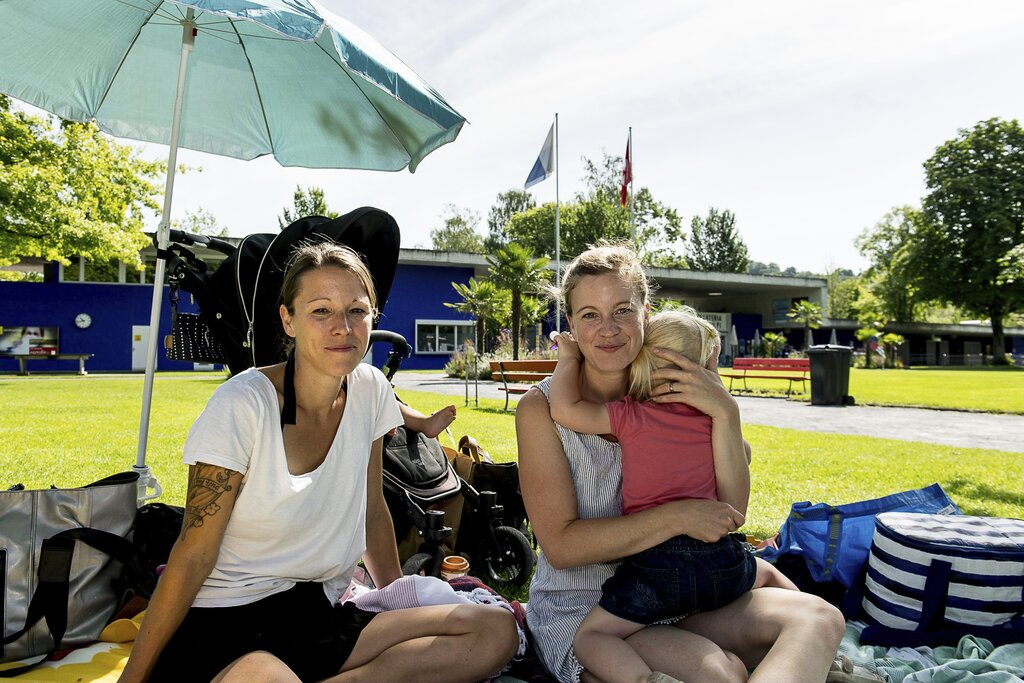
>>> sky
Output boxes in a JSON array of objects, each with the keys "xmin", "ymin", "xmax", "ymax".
[{"xmin": 135, "ymin": 0, "xmax": 1024, "ymax": 274}]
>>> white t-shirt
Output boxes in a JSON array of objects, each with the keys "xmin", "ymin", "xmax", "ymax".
[{"xmin": 182, "ymin": 363, "xmax": 403, "ymax": 607}]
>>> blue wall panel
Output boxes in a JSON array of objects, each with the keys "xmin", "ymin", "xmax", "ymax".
[
  {"xmin": 0, "ymin": 280, "xmax": 197, "ymax": 373},
  {"xmin": 373, "ymin": 263, "xmax": 475, "ymax": 371}
]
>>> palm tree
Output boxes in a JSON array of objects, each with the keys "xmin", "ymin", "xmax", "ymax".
[
  {"xmin": 487, "ymin": 243, "xmax": 551, "ymax": 359},
  {"xmin": 445, "ymin": 278, "xmax": 509, "ymax": 353},
  {"xmin": 787, "ymin": 300, "xmax": 823, "ymax": 351},
  {"xmin": 519, "ymin": 295, "xmax": 546, "ymax": 352}
]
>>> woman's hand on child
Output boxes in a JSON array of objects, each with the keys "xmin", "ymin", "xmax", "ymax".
[
  {"xmin": 552, "ymin": 332, "xmax": 581, "ymax": 361},
  {"xmin": 649, "ymin": 347, "xmax": 736, "ymax": 421},
  {"xmin": 670, "ymin": 498, "xmax": 746, "ymax": 543}
]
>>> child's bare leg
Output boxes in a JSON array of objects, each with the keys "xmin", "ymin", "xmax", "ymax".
[
  {"xmin": 753, "ymin": 557, "xmax": 799, "ymax": 591},
  {"xmin": 574, "ymin": 606, "xmax": 678, "ymax": 683},
  {"xmin": 399, "ymin": 403, "xmax": 456, "ymax": 438}
]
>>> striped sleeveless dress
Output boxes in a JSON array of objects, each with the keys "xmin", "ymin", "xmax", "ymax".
[{"xmin": 526, "ymin": 379, "xmax": 623, "ymax": 683}]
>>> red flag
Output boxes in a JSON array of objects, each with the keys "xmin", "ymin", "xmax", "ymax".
[{"xmin": 620, "ymin": 138, "xmax": 632, "ymax": 206}]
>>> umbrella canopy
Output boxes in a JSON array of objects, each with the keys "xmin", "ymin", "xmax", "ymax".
[
  {"xmin": 728, "ymin": 324, "xmax": 739, "ymax": 347},
  {"xmin": 0, "ymin": 0, "xmax": 466, "ymax": 499},
  {"xmin": 806, "ymin": 328, "xmax": 814, "ymax": 348},
  {"xmin": 0, "ymin": 1, "xmax": 465, "ymax": 171},
  {"xmin": 829, "ymin": 328, "xmax": 839, "ymax": 346}
]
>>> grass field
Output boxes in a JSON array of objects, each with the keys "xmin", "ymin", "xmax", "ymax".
[
  {"xmin": 2, "ymin": 374, "xmax": 1021, "ymax": 543},
  {"xmin": 723, "ymin": 365, "xmax": 1024, "ymax": 414}
]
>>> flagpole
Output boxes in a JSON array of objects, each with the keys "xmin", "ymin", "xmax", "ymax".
[
  {"xmin": 628, "ymin": 126, "xmax": 635, "ymax": 248},
  {"xmin": 555, "ymin": 113, "xmax": 561, "ymax": 332}
]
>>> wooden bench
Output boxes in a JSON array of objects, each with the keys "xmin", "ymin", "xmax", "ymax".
[
  {"xmin": 489, "ymin": 359, "xmax": 557, "ymax": 410},
  {"xmin": 719, "ymin": 357, "xmax": 809, "ymax": 396},
  {"xmin": 0, "ymin": 352, "xmax": 94, "ymax": 376}
]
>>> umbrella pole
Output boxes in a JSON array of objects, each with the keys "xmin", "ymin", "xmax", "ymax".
[{"xmin": 134, "ymin": 10, "xmax": 197, "ymax": 504}]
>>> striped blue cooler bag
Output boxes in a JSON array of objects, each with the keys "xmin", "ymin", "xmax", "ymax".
[{"xmin": 860, "ymin": 512, "xmax": 1024, "ymax": 646}]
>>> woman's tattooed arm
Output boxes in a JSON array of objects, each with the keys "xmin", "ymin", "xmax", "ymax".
[{"xmin": 181, "ymin": 463, "xmax": 236, "ymax": 540}]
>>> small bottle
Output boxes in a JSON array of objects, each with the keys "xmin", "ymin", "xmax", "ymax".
[{"xmin": 440, "ymin": 555, "xmax": 470, "ymax": 581}]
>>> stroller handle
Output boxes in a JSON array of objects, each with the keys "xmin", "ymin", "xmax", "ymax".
[
  {"xmin": 369, "ymin": 330, "xmax": 411, "ymax": 381},
  {"xmin": 164, "ymin": 229, "xmax": 235, "ymax": 256}
]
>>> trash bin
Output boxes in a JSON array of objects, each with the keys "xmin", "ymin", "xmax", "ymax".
[{"xmin": 807, "ymin": 345, "xmax": 853, "ymax": 406}]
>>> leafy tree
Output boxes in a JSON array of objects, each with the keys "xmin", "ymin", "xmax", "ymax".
[
  {"xmin": 504, "ymin": 153, "xmax": 684, "ymax": 267},
  {"xmin": 856, "ymin": 206, "xmax": 924, "ymax": 321},
  {"xmin": 748, "ymin": 261, "xmax": 783, "ymax": 276},
  {"xmin": 787, "ymin": 300, "xmax": 823, "ymax": 350},
  {"xmin": 485, "ymin": 189, "xmax": 535, "ymax": 251},
  {"xmin": 277, "ymin": 185, "xmax": 338, "ymax": 229},
  {"xmin": 826, "ymin": 268, "xmax": 860, "ymax": 319},
  {"xmin": 445, "ymin": 277, "xmax": 509, "ymax": 353},
  {"xmin": 1, "ymin": 95, "xmax": 163, "ymax": 267},
  {"xmin": 518, "ymin": 295, "xmax": 547, "ymax": 352},
  {"xmin": 487, "ymin": 243, "xmax": 551, "ymax": 359},
  {"xmin": 912, "ymin": 118, "xmax": 1024, "ymax": 363},
  {"xmin": 430, "ymin": 205, "xmax": 484, "ymax": 253},
  {"xmin": 881, "ymin": 332, "xmax": 905, "ymax": 369},
  {"xmin": 686, "ymin": 207, "xmax": 750, "ymax": 273},
  {"xmin": 173, "ymin": 207, "xmax": 228, "ymax": 237},
  {"xmin": 761, "ymin": 331, "xmax": 787, "ymax": 358}
]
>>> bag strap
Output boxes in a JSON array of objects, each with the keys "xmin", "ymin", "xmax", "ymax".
[
  {"xmin": 0, "ymin": 528, "xmax": 134, "ymax": 677},
  {"xmin": 458, "ymin": 435, "xmax": 482, "ymax": 464}
]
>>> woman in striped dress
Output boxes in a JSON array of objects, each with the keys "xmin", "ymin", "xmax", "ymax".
[{"xmin": 518, "ymin": 243, "xmax": 845, "ymax": 683}]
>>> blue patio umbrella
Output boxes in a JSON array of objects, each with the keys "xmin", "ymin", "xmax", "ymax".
[{"xmin": 0, "ymin": 0, "xmax": 466, "ymax": 497}]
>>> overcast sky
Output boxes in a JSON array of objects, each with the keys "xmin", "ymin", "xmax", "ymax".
[{"xmin": 141, "ymin": 0, "xmax": 1024, "ymax": 273}]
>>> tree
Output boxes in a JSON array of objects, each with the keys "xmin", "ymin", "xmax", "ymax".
[
  {"xmin": 430, "ymin": 205, "xmax": 484, "ymax": 253},
  {"xmin": 786, "ymin": 300, "xmax": 823, "ymax": 351},
  {"xmin": 486, "ymin": 243, "xmax": 551, "ymax": 359},
  {"xmin": 277, "ymin": 185, "xmax": 338, "ymax": 229},
  {"xmin": 173, "ymin": 207, "xmax": 228, "ymax": 237},
  {"xmin": 485, "ymin": 190, "xmax": 535, "ymax": 251},
  {"xmin": 686, "ymin": 208, "xmax": 750, "ymax": 273},
  {"xmin": 1, "ymin": 95, "xmax": 163, "ymax": 267},
  {"xmin": 518, "ymin": 295, "xmax": 547, "ymax": 352},
  {"xmin": 912, "ymin": 118, "xmax": 1024, "ymax": 363},
  {"xmin": 504, "ymin": 153, "xmax": 685, "ymax": 266},
  {"xmin": 445, "ymin": 277, "xmax": 509, "ymax": 353},
  {"xmin": 826, "ymin": 268, "xmax": 860, "ymax": 319},
  {"xmin": 761, "ymin": 331, "xmax": 787, "ymax": 357},
  {"xmin": 856, "ymin": 206, "xmax": 924, "ymax": 321},
  {"xmin": 748, "ymin": 261, "xmax": 783, "ymax": 276}
]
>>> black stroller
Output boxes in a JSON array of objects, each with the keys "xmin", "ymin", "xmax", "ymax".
[{"xmin": 160, "ymin": 208, "xmax": 535, "ymax": 587}]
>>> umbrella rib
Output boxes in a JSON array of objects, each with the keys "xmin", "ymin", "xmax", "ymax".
[
  {"xmin": 100, "ymin": 1, "xmax": 169, "ymax": 118},
  {"xmin": 228, "ymin": 21, "xmax": 276, "ymax": 154},
  {"xmin": 113, "ymin": 0, "xmax": 181, "ymax": 24}
]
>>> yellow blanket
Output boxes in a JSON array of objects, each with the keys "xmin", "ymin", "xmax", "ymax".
[{"xmin": 0, "ymin": 613, "xmax": 142, "ymax": 682}]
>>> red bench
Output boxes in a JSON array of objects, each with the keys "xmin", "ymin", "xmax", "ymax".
[
  {"xmin": 489, "ymin": 359, "xmax": 557, "ymax": 411},
  {"xmin": 719, "ymin": 357, "xmax": 809, "ymax": 396}
]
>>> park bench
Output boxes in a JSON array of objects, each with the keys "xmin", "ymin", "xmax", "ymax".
[
  {"xmin": 489, "ymin": 359, "xmax": 557, "ymax": 411},
  {"xmin": 0, "ymin": 352, "xmax": 93, "ymax": 376},
  {"xmin": 719, "ymin": 357, "xmax": 809, "ymax": 396}
]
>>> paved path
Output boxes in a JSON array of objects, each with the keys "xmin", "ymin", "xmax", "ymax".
[{"xmin": 392, "ymin": 373, "xmax": 1024, "ymax": 453}]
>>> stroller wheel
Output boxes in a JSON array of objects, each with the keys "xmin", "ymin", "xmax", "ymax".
[
  {"xmin": 480, "ymin": 526, "xmax": 535, "ymax": 588},
  {"xmin": 402, "ymin": 552, "xmax": 437, "ymax": 577}
]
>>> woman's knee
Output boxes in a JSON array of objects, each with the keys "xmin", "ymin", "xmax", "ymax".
[
  {"xmin": 214, "ymin": 651, "xmax": 300, "ymax": 683},
  {"xmin": 473, "ymin": 607, "xmax": 519, "ymax": 664},
  {"xmin": 701, "ymin": 650, "xmax": 748, "ymax": 683}
]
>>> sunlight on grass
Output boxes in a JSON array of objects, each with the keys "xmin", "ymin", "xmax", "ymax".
[
  {"xmin": 722, "ymin": 365, "xmax": 1024, "ymax": 414},
  {"xmin": 3, "ymin": 376, "xmax": 1021, "ymax": 545}
]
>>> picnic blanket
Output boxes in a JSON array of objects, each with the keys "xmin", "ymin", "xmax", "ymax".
[{"xmin": 838, "ymin": 621, "xmax": 1024, "ymax": 683}]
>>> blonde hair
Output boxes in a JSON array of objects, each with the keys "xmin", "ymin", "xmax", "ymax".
[
  {"xmin": 628, "ymin": 307, "xmax": 720, "ymax": 402},
  {"xmin": 555, "ymin": 241, "xmax": 653, "ymax": 316}
]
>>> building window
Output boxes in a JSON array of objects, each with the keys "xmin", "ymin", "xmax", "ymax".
[
  {"xmin": 415, "ymin": 320, "xmax": 474, "ymax": 355},
  {"xmin": 82, "ymin": 258, "xmax": 121, "ymax": 283}
]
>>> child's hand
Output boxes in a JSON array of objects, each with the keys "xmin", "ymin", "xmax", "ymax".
[{"xmin": 552, "ymin": 332, "xmax": 581, "ymax": 361}]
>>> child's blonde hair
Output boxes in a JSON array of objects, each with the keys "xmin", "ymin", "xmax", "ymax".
[{"xmin": 628, "ymin": 307, "xmax": 721, "ymax": 402}]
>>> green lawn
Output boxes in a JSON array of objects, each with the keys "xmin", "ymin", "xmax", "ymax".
[
  {"xmin": 2, "ymin": 375, "xmax": 1021, "ymax": 545},
  {"xmin": 723, "ymin": 365, "xmax": 1024, "ymax": 414}
]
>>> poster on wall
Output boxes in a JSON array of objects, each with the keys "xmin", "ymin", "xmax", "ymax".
[{"xmin": 0, "ymin": 326, "xmax": 60, "ymax": 355}]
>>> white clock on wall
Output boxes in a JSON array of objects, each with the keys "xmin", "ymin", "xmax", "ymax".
[{"xmin": 74, "ymin": 313, "xmax": 92, "ymax": 329}]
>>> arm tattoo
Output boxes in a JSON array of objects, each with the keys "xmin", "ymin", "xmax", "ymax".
[{"xmin": 181, "ymin": 464, "xmax": 235, "ymax": 540}]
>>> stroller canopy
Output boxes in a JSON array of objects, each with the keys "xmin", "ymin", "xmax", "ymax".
[{"xmin": 172, "ymin": 206, "xmax": 400, "ymax": 375}]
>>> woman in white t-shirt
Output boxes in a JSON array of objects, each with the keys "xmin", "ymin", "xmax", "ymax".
[{"xmin": 119, "ymin": 242, "xmax": 517, "ymax": 683}]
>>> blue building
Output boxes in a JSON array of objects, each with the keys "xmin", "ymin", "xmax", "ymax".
[{"xmin": 2, "ymin": 247, "xmax": 1020, "ymax": 374}]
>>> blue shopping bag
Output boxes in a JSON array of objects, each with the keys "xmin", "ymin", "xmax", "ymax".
[{"xmin": 758, "ymin": 483, "xmax": 961, "ymax": 589}]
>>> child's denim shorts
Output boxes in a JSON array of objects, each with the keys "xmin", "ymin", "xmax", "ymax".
[{"xmin": 598, "ymin": 533, "xmax": 756, "ymax": 624}]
